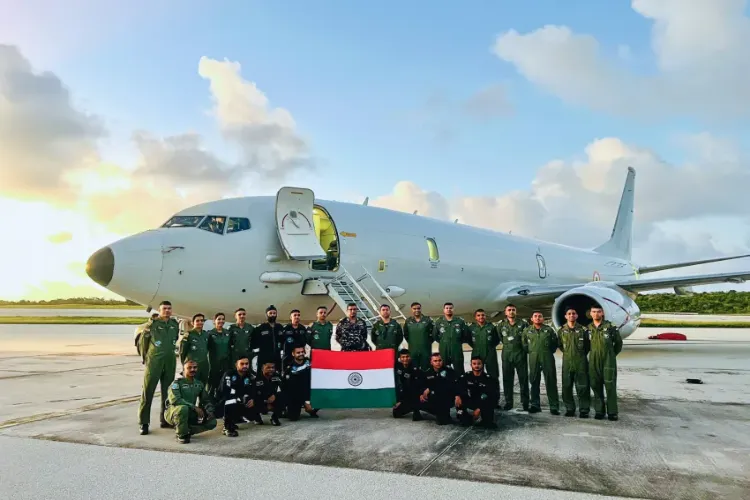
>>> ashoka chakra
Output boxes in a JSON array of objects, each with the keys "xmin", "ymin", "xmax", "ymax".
[{"xmin": 347, "ymin": 372, "xmax": 363, "ymax": 387}]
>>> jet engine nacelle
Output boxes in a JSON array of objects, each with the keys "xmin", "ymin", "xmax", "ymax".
[{"xmin": 551, "ymin": 283, "xmax": 641, "ymax": 339}]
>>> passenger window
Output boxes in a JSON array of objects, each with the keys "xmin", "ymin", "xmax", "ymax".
[
  {"xmin": 199, "ymin": 216, "xmax": 226, "ymax": 235},
  {"xmin": 161, "ymin": 215, "xmax": 205, "ymax": 228},
  {"xmin": 426, "ymin": 238, "xmax": 439, "ymax": 262},
  {"xmin": 226, "ymin": 217, "xmax": 251, "ymax": 234}
]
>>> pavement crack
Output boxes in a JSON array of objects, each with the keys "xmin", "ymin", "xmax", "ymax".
[
  {"xmin": 0, "ymin": 394, "xmax": 142, "ymax": 430},
  {"xmin": 416, "ymin": 426, "xmax": 472, "ymax": 476},
  {"xmin": 0, "ymin": 361, "xmax": 140, "ymax": 380}
]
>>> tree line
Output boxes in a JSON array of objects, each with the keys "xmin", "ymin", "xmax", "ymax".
[{"xmin": 1, "ymin": 291, "xmax": 749, "ymax": 314}]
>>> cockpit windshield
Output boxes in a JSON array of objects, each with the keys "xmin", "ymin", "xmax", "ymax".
[{"xmin": 161, "ymin": 215, "xmax": 205, "ymax": 228}]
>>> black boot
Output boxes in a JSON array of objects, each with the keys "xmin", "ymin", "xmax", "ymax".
[{"xmin": 139, "ymin": 424, "xmax": 149, "ymax": 435}]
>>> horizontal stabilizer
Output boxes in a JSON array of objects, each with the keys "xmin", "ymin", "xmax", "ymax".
[{"xmin": 638, "ymin": 254, "xmax": 750, "ymax": 274}]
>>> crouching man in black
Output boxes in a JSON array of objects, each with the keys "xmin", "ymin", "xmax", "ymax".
[
  {"xmin": 392, "ymin": 348, "xmax": 423, "ymax": 421},
  {"xmin": 220, "ymin": 356, "xmax": 255, "ymax": 437},
  {"xmin": 282, "ymin": 344, "xmax": 319, "ymax": 420},
  {"xmin": 418, "ymin": 352, "xmax": 457, "ymax": 425},
  {"xmin": 456, "ymin": 355, "xmax": 498, "ymax": 429},
  {"xmin": 252, "ymin": 361, "xmax": 284, "ymax": 426}
]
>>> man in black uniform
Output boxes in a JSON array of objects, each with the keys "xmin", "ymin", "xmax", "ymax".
[
  {"xmin": 281, "ymin": 309, "xmax": 309, "ymax": 366},
  {"xmin": 456, "ymin": 355, "xmax": 498, "ymax": 429},
  {"xmin": 251, "ymin": 305, "xmax": 284, "ymax": 374},
  {"xmin": 282, "ymin": 345, "xmax": 319, "ymax": 420},
  {"xmin": 252, "ymin": 360, "xmax": 284, "ymax": 426},
  {"xmin": 220, "ymin": 355, "xmax": 255, "ymax": 437},
  {"xmin": 392, "ymin": 349, "xmax": 423, "ymax": 421},
  {"xmin": 419, "ymin": 352, "xmax": 458, "ymax": 425}
]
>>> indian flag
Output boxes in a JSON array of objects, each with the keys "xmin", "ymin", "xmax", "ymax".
[{"xmin": 310, "ymin": 348, "xmax": 396, "ymax": 408}]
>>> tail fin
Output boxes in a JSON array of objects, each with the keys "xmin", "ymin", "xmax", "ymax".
[{"xmin": 593, "ymin": 167, "xmax": 635, "ymax": 260}]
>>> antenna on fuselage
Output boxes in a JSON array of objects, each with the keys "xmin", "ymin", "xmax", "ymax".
[
  {"xmin": 362, "ymin": 197, "xmax": 369, "ymax": 206},
  {"xmin": 454, "ymin": 218, "xmax": 458, "ymax": 223},
  {"xmin": 413, "ymin": 210, "xmax": 418, "ymax": 215}
]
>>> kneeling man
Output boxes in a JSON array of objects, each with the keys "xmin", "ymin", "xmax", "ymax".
[{"xmin": 164, "ymin": 359, "xmax": 217, "ymax": 443}]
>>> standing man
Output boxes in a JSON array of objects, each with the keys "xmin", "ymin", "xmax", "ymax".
[
  {"xmin": 467, "ymin": 309, "xmax": 501, "ymax": 406},
  {"xmin": 281, "ymin": 309, "xmax": 309, "ymax": 365},
  {"xmin": 588, "ymin": 305, "xmax": 623, "ymax": 421},
  {"xmin": 229, "ymin": 308, "xmax": 254, "ymax": 364},
  {"xmin": 371, "ymin": 304, "xmax": 404, "ymax": 358},
  {"xmin": 308, "ymin": 306, "xmax": 334, "ymax": 351},
  {"xmin": 178, "ymin": 313, "xmax": 210, "ymax": 383},
  {"xmin": 558, "ymin": 308, "xmax": 591, "ymax": 418},
  {"xmin": 164, "ymin": 359, "xmax": 217, "ymax": 444},
  {"xmin": 402, "ymin": 302, "xmax": 434, "ymax": 371},
  {"xmin": 137, "ymin": 300, "xmax": 180, "ymax": 435},
  {"xmin": 251, "ymin": 305, "xmax": 284, "ymax": 374},
  {"xmin": 433, "ymin": 302, "xmax": 470, "ymax": 373},
  {"xmin": 523, "ymin": 311, "xmax": 560, "ymax": 415},
  {"xmin": 335, "ymin": 303, "xmax": 370, "ymax": 351},
  {"xmin": 497, "ymin": 304, "xmax": 529, "ymax": 411}
]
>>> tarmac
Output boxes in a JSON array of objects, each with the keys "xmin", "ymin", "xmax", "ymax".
[{"xmin": 1, "ymin": 324, "xmax": 749, "ymax": 500}]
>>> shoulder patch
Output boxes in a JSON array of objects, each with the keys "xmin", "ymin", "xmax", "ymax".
[{"xmin": 171, "ymin": 383, "xmax": 179, "ymax": 389}]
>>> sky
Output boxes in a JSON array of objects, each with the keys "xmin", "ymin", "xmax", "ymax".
[{"xmin": 1, "ymin": 0, "xmax": 749, "ymax": 300}]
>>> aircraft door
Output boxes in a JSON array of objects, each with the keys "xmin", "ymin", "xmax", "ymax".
[{"xmin": 275, "ymin": 187, "xmax": 327, "ymax": 260}]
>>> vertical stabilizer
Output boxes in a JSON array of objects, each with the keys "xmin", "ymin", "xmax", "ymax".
[{"xmin": 593, "ymin": 167, "xmax": 635, "ymax": 260}]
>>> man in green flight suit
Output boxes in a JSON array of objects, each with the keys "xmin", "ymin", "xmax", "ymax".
[
  {"xmin": 557, "ymin": 307, "xmax": 591, "ymax": 418},
  {"xmin": 497, "ymin": 304, "xmax": 529, "ymax": 411},
  {"xmin": 178, "ymin": 313, "xmax": 210, "ymax": 383},
  {"xmin": 467, "ymin": 309, "xmax": 501, "ymax": 406},
  {"xmin": 402, "ymin": 302, "xmax": 434, "ymax": 371},
  {"xmin": 164, "ymin": 359, "xmax": 217, "ymax": 443},
  {"xmin": 522, "ymin": 310, "xmax": 560, "ymax": 415},
  {"xmin": 434, "ymin": 302, "xmax": 470, "ymax": 374},
  {"xmin": 229, "ymin": 307, "xmax": 254, "ymax": 364},
  {"xmin": 588, "ymin": 305, "xmax": 623, "ymax": 421},
  {"xmin": 137, "ymin": 300, "xmax": 180, "ymax": 435},
  {"xmin": 308, "ymin": 306, "xmax": 334, "ymax": 351},
  {"xmin": 371, "ymin": 304, "xmax": 404, "ymax": 359}
]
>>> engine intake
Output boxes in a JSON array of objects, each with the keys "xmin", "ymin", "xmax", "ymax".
[{"xmin": 551, "ymin": 284, "xmax": 641, "ymax": 339}]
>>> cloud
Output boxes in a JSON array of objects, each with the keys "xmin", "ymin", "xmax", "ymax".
[
  {"xmin": 198, "ymin": 56, "xmax": 315, "ymax": 180},
  {"xmin": 48, "ymin": 232, "xmax": 73, "ymax": 244},
  {"xmin": 370, "ymin": 135, "xmax": 750, "ymax": 268},
  {"xmin": 463, "ymin": 84, "xmax": 513, "ymax": 120},
  {"xmin": 493, "ymin": 0, "xmax": 750, "ymax": 120},
  {"xmin": 0, "ymin": 44, "xmax": 104, "ymax": 202}
]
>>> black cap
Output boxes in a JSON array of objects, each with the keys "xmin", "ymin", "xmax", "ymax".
[{"xmin": 266, "ymin": 305, "xmax": 277, "ymax": 312}]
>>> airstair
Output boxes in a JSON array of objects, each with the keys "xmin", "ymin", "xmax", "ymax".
[{"xmin": 327, "ymin": 266, "xmax": 407, "ymax": 330}]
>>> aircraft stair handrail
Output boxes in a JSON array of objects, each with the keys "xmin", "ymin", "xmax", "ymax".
[{"xmin": 360, "ymin": 266, "xmax": 408, "ymax": 321}]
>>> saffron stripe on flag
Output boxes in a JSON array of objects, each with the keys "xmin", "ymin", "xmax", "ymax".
[
  {"xmin": 311, "ymin": 348, "xmax": 395, "ymax": 370},
  {"xmin": 310, "ymin": 388, "xmax": 396, "ymax": 409},
  {"xmin": 310, "ymin": 368, "xmax": 394, "ymax": 390}
]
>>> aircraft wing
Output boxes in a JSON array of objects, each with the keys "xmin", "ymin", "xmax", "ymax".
[{"xmin": 503, "ymin": 270, "xmax": 750, "ymax": 301}]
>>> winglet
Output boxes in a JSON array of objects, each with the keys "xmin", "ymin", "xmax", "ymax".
[{"xmin": 593, "ymin": 167, "xmax": 635, "ymax": 260}]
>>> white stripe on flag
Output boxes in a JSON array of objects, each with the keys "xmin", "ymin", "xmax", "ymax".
[{"xmin": 311, "ymin": 367, "xmax": 394, "ymax": 390}]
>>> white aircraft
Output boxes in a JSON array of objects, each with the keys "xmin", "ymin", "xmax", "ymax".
[{"xmin": 86, "ymin": 167, "xmax": 750, "ymax": 339}]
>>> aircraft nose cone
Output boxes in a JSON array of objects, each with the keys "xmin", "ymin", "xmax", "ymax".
[{"xmin": 86, "ymin": 246, "xmax": 115, "ymax": 287}]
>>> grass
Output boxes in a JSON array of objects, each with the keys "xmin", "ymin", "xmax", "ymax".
[
  {"xmin": 0, "ymin": 316, "xmax": 146, "ymax": 325},
  {"xmin": 0, "ymin": 304, "xmax": 142, "ymax": 310},
  {"xmin": 639, "ymin": 319, "xmax": 750, "ymax": 328}
]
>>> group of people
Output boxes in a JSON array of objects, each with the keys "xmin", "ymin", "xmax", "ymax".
[{"xmin": 135, "ymin": 298, "xmax": 624, "ymax": 443}]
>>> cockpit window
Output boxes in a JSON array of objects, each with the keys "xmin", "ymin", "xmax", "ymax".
[
  {"xmin": 226, "ymin": 217, "xmax": 251, "ymax": 234},
  {"xmin": 161, "ymin": 215, "xmax": 205, "ymax": 228},
  {"xmin": 199, "ymin": 216, "xmax": 226, "ymax": 234}
]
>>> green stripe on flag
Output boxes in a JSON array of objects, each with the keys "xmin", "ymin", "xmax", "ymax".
[{"xmin": 311, "ymin": 388, "xmax": 396, "ymax": 409}]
